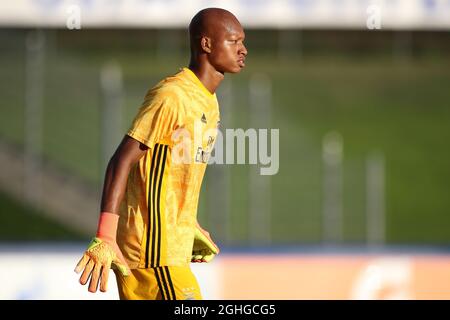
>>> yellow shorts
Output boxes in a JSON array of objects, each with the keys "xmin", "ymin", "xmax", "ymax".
[{"xmin": 114, "ymin": 266, "xmax": 202, "ymax": 300}]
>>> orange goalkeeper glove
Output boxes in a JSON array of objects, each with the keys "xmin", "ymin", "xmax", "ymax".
[
  {"xmin": 74, "ymin": 212, "xmax": 130, "ymax": 293},
  {"xmin": 191, "ymin": 224, "xmax": 220, "ymax": 263}
]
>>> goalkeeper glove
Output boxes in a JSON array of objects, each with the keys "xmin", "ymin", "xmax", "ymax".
[
  {"xmin": 74, "ymin": 212, "xmax": 130, "ymax": 293},
  {"xmin": 191, "ymin": 224, "xmax": 220, "ymax": 263}
]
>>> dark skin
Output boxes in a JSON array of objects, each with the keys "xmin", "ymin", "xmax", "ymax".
[
  {"xmin": 188, "ymin": 8, "xmax": 247, "ymax": 93},
  {"xmin": 100, "ymin": 137, "xmax": 147, "ymax": 214},
  {"xmin": 101, "ymin": 8, "xmax": 247, "ymax": 214}
]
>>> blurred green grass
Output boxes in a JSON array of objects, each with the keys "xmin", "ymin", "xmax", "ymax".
[{"xmin": 0, "ymin": 29, "xmax": 449, "ymax": 244}]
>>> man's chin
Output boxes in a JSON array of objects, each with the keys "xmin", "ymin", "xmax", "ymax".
[
  {"xmin": 221, "ymin": 64, "xmax": 245, "ymax": 74},
  {"xmin": 228, "ymin": 66, "xmax": 244, "ymax": 74}
]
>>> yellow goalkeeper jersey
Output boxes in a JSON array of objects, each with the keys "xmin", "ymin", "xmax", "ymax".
[{"xmin": 117, "ymin": 67, "xmax": 220, "ymax": 268}]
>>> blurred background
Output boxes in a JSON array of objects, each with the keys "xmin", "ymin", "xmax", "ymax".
[{"xmin": 0, "ymin": 0, "xmax": 450, "ymax": 299}]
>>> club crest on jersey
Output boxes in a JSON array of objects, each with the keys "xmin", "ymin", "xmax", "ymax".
[
  {"xmin": 195, "ymin": 147, "xmax": 209, "ymax": 163},
  {"xmin": 195, "ymin": 136, "xmax": 215, "ymax": 163}
]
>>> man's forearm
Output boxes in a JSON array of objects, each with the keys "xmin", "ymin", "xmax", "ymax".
[{"xmin": 100, "ymin": 156, "xmax": 132, "ymax": 214}]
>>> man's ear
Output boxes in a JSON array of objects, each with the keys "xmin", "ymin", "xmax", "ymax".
[{"xmin": 200, "ymin": 36, "xmax": 212, "ymax": 53}]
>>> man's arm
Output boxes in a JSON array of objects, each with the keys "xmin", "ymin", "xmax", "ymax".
[
  {"xmin": 101, "ymin": 135, "xmax": 148, "ymax": 214},
  {"xmin": 75, "ymin": 135, "xmax": 148, "ymax": 293}
]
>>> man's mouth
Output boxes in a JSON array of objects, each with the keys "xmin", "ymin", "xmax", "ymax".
[{"xmin": 238, "ymin": 58, "xmax": 246, "ymax": 67}]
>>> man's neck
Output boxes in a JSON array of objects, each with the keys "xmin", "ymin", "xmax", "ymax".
[{"xmin": 188, "ymin": 61, "xmax": 224, "ymax": 94}]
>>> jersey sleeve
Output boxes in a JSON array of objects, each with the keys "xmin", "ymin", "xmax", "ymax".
[{"xmin": 127, "ymin": 89, "xmax": 185, "ymax": 149}]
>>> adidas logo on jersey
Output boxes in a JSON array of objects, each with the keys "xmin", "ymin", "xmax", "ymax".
[{"xmin": 201, "ymin": 113, "xmax": 207, "ymax": 124}]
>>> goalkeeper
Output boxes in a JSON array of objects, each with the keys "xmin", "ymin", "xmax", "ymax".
[{"xmin": 74, "ymin": 7, "xmax": 247, "ymax": 300}]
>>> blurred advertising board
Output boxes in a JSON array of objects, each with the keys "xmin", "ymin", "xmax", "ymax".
[{"xmin": 1, "ymin": 245, "xmax": 450, "ymax": 300}]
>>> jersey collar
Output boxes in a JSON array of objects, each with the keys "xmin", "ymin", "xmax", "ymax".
[{"xmin": 182, "ymin": 67, "xmax": 216, "ymax": 98}]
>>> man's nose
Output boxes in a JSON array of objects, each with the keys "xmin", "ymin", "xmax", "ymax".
[{"xmin": 240, "ymin": 44, "xmax": 248, "ymax": 56}]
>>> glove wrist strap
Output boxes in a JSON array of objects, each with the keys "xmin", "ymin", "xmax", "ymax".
[{"xmin": 96, "ymin": 211, "xmax": 119, "ymax": 242}]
